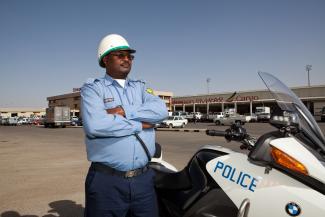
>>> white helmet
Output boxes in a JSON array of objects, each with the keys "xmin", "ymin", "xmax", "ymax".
[{"xmin": 97, "ymin": 34, "xmax": 136, "ymax": 67}]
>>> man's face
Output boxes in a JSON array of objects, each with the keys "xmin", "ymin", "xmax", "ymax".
[{"xmin": 103, "ymin": 50, "xmax": 134, "ymax": 79}]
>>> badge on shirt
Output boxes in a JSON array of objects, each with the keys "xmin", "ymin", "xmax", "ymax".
[
  {"xmin": 104, "ymin": 98, "xmax": 114, "ymax": 103},
  {"xmin": 146, "ymin": 88, "xmax": 154, "ymax": 95}
]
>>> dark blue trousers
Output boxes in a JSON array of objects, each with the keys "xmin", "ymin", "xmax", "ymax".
[{"xmin": 84, "ymin": 166, "xmax": 158, "ymax": 217}]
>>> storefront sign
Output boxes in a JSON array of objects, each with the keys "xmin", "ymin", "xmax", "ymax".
[{"xmin": 172, "ymin": 95, "xmax": 259, "ymax": 104}]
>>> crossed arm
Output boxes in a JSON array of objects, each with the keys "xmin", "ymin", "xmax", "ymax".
[
  {"xmin": 106, "ymin": 107, "xmax": 154, "ymax": 129},
  {"xmin": 81, "ymin": 83, "xmax": 168, "ymax": 138}
]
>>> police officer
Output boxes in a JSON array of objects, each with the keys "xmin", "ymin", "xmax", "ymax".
[{"xmin": 81, "ymin": 34, "xmax": 168, "ymax": 217}]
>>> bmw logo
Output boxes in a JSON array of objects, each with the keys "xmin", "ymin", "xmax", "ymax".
[{"xmin": 285, "ymin": 202, "xmax": 301, "ymax": 216}]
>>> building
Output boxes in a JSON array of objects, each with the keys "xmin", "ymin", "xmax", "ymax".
[
  {"xmin": 172, "ymin": 85, "xmax": 325, "ymax": 121},
  {"xmin": 153, "ymin": 90, "xmax": 173, "ymax": 111},
  {"xmin": 0, "ymin": 107, "xmax": 46, "ymax": 118},
  {"xmin": 47, "ymin": 89, "xmax": 173, "ymax": 117},
  {"xmin": 48, "ymin": 92, "xmax": 81, "ymax": 117}
]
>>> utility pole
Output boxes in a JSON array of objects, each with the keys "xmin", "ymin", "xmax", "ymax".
[{"xmin": 306, "ymin": 64, "xmax": 312, "ymax": 87}]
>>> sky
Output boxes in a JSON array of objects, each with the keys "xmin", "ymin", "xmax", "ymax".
[{"xmin": 0, "ymin": 0, "xmax": 324, "ymax": 107}]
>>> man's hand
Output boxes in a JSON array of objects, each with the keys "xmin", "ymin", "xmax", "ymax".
[
  {"xmin": 106, "ymin": 107, "xmax": 125, "ymax": 117},
  {"xmin": 142, "ymin": 122, "xmax": 154, "ymax": 129}
]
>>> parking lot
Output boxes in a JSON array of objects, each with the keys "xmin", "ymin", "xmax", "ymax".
[{"xmin": 0, "ymin": 122, "xmax": 324, "ymax": 216}]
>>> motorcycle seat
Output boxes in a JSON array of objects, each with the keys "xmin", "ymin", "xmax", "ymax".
[{"xmin": 150, "ymin": 162, "xmax": 192, "ymax": 190}]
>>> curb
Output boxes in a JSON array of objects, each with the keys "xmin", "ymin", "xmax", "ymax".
[{"xmin": 155, "ymin": 128, "xmax": 207, "ymax": 132}]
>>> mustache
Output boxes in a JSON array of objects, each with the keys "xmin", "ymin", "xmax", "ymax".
[{"xmin": 120, "ymin": 61, "xmax": 131, "ymax": 67}]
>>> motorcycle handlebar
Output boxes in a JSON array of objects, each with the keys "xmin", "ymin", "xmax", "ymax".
[
  {"xmin": 206, "ymin": 129, "xmax": 226, "ymax": 137},
  {"xmin": 206, "ymin": 125, "xmax": 255, "ymax": 150}
]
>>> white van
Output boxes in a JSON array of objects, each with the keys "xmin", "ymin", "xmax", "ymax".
[
  {"xmin": 255, "ymin": 106, "xmax": 271, "ymax": 121},
  {"xmin": 3, "ymin": 117, "xmax": 18, "ymax": 126}
]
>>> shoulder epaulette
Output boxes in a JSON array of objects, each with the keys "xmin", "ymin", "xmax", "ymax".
[
  {"xmin": 129, "ymin": 77, "xmax": 145, "ymax": 84},
  {"xmin": 84, "ymin": 78, "xmax": 100, "ymax": 85}
]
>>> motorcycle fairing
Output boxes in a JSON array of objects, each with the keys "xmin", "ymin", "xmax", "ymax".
[
  {"xmin": 206, "ymin": 152, "xmax": 325, "ymax": 217},
  {"xmin": 270, "ymin": 137, "xmax": 325, "ymax": 183}
]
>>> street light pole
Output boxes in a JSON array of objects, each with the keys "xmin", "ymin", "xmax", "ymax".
[
  {"xmin": 305, "ymin": 65, "xmax": 312, "ymax": 112},
  {"xmin": 306, "ymin": 64, "xmax": 312, "ymax": 87},
  {"xmin": 206, "ymin": 78, "xmax": 211, "ymax": 117},
  {"xmin": 206, "ymin": 78, "xmax": 211, "ymax": 94}
]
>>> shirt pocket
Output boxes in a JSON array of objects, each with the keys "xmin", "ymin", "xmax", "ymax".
[
  {"xmin": 128, "ymin": 87, "xmax": 143, "ymax": 105},
  {"xmin": 103, "ymin": 88, "xmax": 118, "ymax": 109}
]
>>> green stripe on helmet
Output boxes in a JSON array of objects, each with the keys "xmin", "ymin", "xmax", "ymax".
[{"xmin": 98, "ymin": 45, "xmax": 132, "ymax": 66}]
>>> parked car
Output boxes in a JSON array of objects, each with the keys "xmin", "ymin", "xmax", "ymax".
[
  {"xmin": 244, "ymin": 113, "xmax": 258, "ymax": 122},
  {"xmin": 17, "ymin": 118, "xmax": 23, "ymax": 125},
  {"xmin": 172, "ymin": 111, "xmax": 190, "ymax": 119},
  {"xmin": 208, "ymin": 112, "xmax": 224, "ymax": 122},
  {"xmin": 160, "ymin": 116, "xmax": 188, "ymax": 128},
  {"xmin": 71, "ymin": 117, "xmax": 83, "ymax": 126},
  {"xmin": 224, "ymin": 108, "xmax": 236, "ymax": 115},
  {"xmin": 188, "ymin": 112, "xmax": 202, "ymax": 121},
  {"xmin": 1, "ymin": 117, "xmax": 7, "ymax": 125},
  {"xmin": 255, "ymin": 106, "xmax": 271, "ymax": 122},
  {"xmin": 17, "ymin": 117, "xmax": 31, "ymax": 125},
  {"xmin": 0, "ymin": 117, "xmax": 8, "ymax": 125},
  {"xmin": 31, "ymin": 117, "xmax": 44, "ymax": 125},
  {"xmin": 71, "ymin": 116, "xmax": 78, "ymax": 121},
  {"xmin": 214, "ymin": 113, "xmax": 246, "ymax": 125},
  {"xmin": 3, "ymin": 117, "xmax": 18, "ymax": 126},
  {"xmin": 211, "ymin": 112, "xmax": 225, "ymax": 122},
  {"xmin": 200, "ymin": 113, "xmax": 209, "ymax": 122},
  {"xmin": 172, "ymin": 111, "xmax": 186, "ymax": 116}
]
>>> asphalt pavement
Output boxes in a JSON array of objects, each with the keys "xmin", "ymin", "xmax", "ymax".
[{"xmin": 0, "ymin": 122, "xmax": 324, "ymax": 216}]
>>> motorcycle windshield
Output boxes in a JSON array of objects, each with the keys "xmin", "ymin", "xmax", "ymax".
[{"xmin": 258, "ymin": 72, "xmax": 325, "ymax": 154}]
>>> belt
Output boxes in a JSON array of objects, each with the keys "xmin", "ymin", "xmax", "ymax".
[{"xmin": 90, "ymin": 162, "xmax": 149, "ymax": 178}]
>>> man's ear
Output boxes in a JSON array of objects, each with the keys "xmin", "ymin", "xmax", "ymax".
[{"xmin": 103, "ymin": 56, "xmax": 109, "ymax": 67}]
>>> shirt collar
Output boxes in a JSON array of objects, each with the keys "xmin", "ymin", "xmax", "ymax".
[
  {"xmin": 104, "ymin": 74, "xmax": 134, "ymax": 87},
  {"xmin": 104, "ymin": 74, "xmax": 114, "ymax": 86}
]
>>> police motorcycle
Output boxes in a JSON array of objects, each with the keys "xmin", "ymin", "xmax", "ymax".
[{"xmin": 149, "ymin": 72, "xmax": 325, "ymax": 217}]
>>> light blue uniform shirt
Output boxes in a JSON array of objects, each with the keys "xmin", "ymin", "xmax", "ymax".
[{"xmin": 81, "ymin": 74, "xmax": 168, "ymax": 171}]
